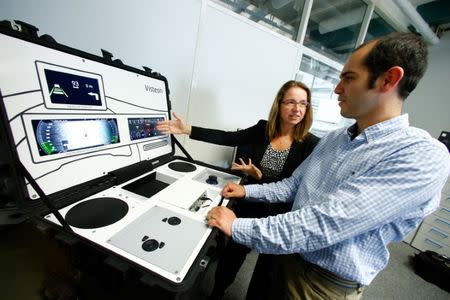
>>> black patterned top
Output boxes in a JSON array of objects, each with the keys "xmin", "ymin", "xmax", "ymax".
[{"xmin": 259, "ymin": 144, "xmax": 290, "ymax": 182}]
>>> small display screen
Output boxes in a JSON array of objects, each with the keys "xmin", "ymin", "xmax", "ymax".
[
  {"xmin": 32, "ymin": 118, "xmax": 120, "ymax": 156},
  {"xmin": 128, "ymin": 117, "xmax": 165, "ymax": 141},
  {"xmin": 44, "ymin": 68, "xmax": 103, "ymax": 106}
]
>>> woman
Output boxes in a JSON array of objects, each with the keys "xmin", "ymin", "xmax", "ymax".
[{"xmin": 157, "ymin": 80, "xmax": 319, "ymax": 299}]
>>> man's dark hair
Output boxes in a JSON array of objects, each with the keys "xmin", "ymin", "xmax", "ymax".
[{"xmin": 357, "ymin": 32, "xmax": 428, "ymax": 100}]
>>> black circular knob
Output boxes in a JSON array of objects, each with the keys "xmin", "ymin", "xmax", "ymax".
[
  {"xmin": 168, "ymin": 216, "xmax": 181, "ymax": 226},
  {"xmin": 206, "ymin": 175, "xmax": 218, "ymax": 185},
  {"xmin": 142, "ymin": 239, "xmax": 159, "ymax": 252}
]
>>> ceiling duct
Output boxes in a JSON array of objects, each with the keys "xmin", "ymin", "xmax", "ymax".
[
  {"xmin": 272, "ymin": 0, "xmax": 302, "ymax": 11},
  {"xmin": 272, "ymin": 0, "xmax": 292, "ymax": 9},
  {"xmin": 318, "ymin": 6, "xmax": 365, "ymax": 34},
  {"xmin": 393, "ymin": 0, "xmax": 439, "ymax": 44},
  {"xmin": 273, "ymin": 0, "xmax": 439, "ymax": 44}
]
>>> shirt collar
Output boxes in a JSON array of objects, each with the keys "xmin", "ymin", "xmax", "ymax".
[{"xmin": 346, "ymin": 114, "xmax": 410, "ymax": 143}]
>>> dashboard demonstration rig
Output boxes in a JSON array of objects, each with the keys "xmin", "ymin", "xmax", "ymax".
[{"xmin": 0, "ymin": 20, "xmax": 241, "ymax": 296}]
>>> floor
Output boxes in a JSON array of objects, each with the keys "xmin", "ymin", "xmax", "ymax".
[{"xmin": 1, "ymin": 221, "xmax": 449, "ymax": 300}]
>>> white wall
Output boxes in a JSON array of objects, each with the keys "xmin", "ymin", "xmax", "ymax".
[
  {"xmin": 184, "ymin": 2, "xmax": 300, "ymax": 167},
  {"xmin": 404, "ymin": 31, "xmax": 450, "ymax": 138}
]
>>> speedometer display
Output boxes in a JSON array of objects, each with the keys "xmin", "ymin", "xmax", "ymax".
[{"xmin": 31, "ymin": 118, "xmax": 120, "ymax": 156}]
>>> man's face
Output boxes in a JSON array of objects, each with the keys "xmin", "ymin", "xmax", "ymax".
[{"xmin": 334, "ymin": 43, "xmax": 380, "ymax": 120}]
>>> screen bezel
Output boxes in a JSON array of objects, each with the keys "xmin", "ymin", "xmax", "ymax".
[
  {"xmin": 31, "ymin": 118, "xmax": 120, "ymax": 157},
  {"xmin": 36, "ymin": 61, "xmax": 107, "ymax": 111},
  {"xmin": 128, "ymin": 116, "xmax": 165, "ymax": 141},
  {"xmin": 22, "ymin": 113, "xmax": 170, "ymax": 164},
  {"xmin": 23, "ymin": 114, "xmax": 123, "ymax": 163}
]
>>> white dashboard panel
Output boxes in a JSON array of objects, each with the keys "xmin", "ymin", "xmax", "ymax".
[{"xmin": 44, "ymin": 160, "xmax": 239, "ymax": 282}]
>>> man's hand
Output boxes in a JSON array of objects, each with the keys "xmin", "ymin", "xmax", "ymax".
[
  {"xmin": 231, "ymin": 158, "xmax": 263, "ymax": 180},
  {"xmin": 222, "ymin": 182, "xmax": 246, "ymax": 199},
  {"xmin": 206, "ymin": 206, "xmax": 236, "ymax": 237},
  {"xmin": 156, "ymin": 112, "xmax": 192, "ymax": 135}
]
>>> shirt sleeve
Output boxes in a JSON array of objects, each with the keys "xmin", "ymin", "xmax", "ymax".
[
  {"xmin": 190, "ymin": 120, "xmax": 266, "ymax": 146},
  {"xmin": 244, "ymin": 158, "xmax": 308, "ymax": 203},
  {"xmin": 232, "ymin": 142, "xmax": 450, "ymax": 254}
]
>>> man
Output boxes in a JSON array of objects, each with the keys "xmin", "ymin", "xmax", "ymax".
[{"xmin": 206, "ymin": 32, "xmax": 450, "ymax": 300}]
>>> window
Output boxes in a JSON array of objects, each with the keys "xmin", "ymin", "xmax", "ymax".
[
  {"xmin": 364, "ymin": 11, "xmax": 395, "ymax": 42},
  {"xmin": 297, "ymin": 54, "xmax": 353, "ymax": 136},
  {"xmin": 213, "ymin": 0, "xmax": 306, "ymax": 40},
  {"xmin": 304, "ymin": 0, "xmax": 368, "ymax": 63}
]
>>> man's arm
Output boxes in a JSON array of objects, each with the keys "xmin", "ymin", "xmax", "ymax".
[
  {"xmin": 243, "ymin": 160, "xmax": 306, "ymax": 203},
  {"xmin": 231, "ymin": 143, "xmax": 450, "ymax": 254},
  {"xmin": 207, "ymin": 164, "xmax": 307, "ymax": 236}
]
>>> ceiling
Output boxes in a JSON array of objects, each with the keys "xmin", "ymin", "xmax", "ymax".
[
  {"xmin": 412, "ymin": 0, "xmax": 450, "ymax": 32},
  {"xmin": 219, "ymin": 0, "xmax": 450, "ymax": 41},
  {"xmin": 217, "ymin": 0, "xmax": 450, "ymax": 62}
]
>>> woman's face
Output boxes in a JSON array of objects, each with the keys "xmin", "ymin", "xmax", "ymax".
[{"xmin": 279, "ymin": 86, "xmax": 308, "ymax": 127}]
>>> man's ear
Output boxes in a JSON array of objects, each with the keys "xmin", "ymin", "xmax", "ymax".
[{"xmin": 379, "ymin": 66, "xmax": 404, "ymax": 93}]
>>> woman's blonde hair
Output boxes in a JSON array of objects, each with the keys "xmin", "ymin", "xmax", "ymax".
[{"xmin": 266, "ymin": 80, "xmax": 313, "ymax": 142}]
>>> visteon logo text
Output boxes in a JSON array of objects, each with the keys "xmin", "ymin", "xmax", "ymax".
[{"xmin": 144, "ymin": 85, "xmax": 163, "ymax": 93}]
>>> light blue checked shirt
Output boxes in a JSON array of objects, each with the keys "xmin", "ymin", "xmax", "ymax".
[{"xmin": 232, "ymin": 114, "xmax": 450, "ymax": 285}]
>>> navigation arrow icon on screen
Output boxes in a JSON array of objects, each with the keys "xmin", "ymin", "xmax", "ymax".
[{"xmin": 87, "ymin": 92, "xmax": 99, "ymax": 101}]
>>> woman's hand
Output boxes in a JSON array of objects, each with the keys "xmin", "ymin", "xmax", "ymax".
[
  {"xmin": 231, "ymin": 158, "xmax": 263, "ymax": 180},
  {"xmin": 156, "ymin": 112, "xmax": 192, "ymax": 135}
]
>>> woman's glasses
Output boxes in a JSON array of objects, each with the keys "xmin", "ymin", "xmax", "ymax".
[{"xmin": 281, "ymin": 99, "xmax": 309, "ymax": 108}]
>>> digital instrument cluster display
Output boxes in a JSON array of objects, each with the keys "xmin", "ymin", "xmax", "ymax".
[
  {"xmin": 44, "ymin": 69, "xmax": 102, "ymax": 106},
  {"xmin": 128, "ymin": 117, "xmax": 165, "ymax": 141},
  {"xmin": 36, "ymin": 62, "xmax": 106, "ymax": 110},
  {"xmin": 32, "ymin": 118, "xmax": 120, "ymax": 156}
]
